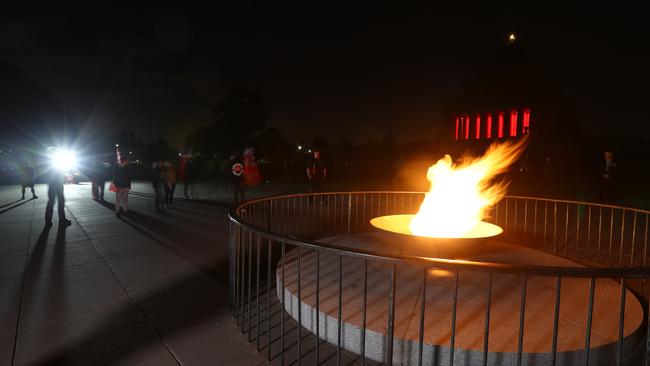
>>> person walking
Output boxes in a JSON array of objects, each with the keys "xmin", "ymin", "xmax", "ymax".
[
  {"xmin": 179, "ymin": 156, "xmax": 194, "ymax": 199},
  {"xmin": 45, "ymin": 161, "xmax": 71, "ymax": 227},
  {"xmin": 165, "ymin": 161, "xmax": 177, "ymax": 207},
  {"xmin": 90, "ymin": 160, "xmax": 107, "ymax": 201},
  {"xmin": 306, "ymin": 150, "xmax": 327, "ymax": 202},
  {"xmin": 152, "ymin": 161, "xmax": 167, "ymax": 212},
  {"xmin": 599, "ymin": 151, "xmax": 618, "ymax": 204},
  {"xmin": 229, "ymin": 150, "xmax": 245, "ymax": 205},
  {"xmin": 113, "ymin": 158, "xmax": 132, "ymax": 217},
  {"xmin": 19, "ymin": 160, "xmax": 38, "ymax": 200}
]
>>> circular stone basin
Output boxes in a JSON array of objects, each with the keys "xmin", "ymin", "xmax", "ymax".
[
  {"xmin": 370, "ymin": 215, "xmax": 503, "ymax": 258},
  {"xmin": 276, "ymin": 233, "xmax": 645, "ymax": 366}
]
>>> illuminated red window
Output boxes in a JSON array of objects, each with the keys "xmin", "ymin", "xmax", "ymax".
[
  {"xmin": 455, "ymin": 116, "xmax": 459, "ymax": 140},
  {"xmin": 475, "ymin": 114, "xmax": 481, "ymax": 139},
  {"xmin": 464, "ymin": 115, "xmax": 470, "ymax": 140},
  {"xmin": 486, "ymin": 113, "xmax": 492, "ymax": 138},
  {"xmin": 510, "ymin": 110, "xmax": 518, "ymax": 137},
  {"xmin": 498, "ymin": 112, "xmax": 504, "ymax": 138},
  {"xmin": 522, "ymin": 108, "xmax": 531, "ymax": 134}
]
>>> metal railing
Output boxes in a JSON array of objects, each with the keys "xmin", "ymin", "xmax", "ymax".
[{"xmin": 229, "ymin": 192, "xmax": 650, "ymax": 365}]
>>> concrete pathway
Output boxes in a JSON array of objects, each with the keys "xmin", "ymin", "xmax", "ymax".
[{"xmin": 0, "ymin": 182, "xmax": 270, "ymax": 365}]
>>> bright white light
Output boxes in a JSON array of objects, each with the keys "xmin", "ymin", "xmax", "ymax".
[
  {"xmin": 298, "ymin": 145, "xmax": 302, "ymax": 150},
  {"xmin": 51, "ymin": 150, "xmax": 77, "ymax": 171}
]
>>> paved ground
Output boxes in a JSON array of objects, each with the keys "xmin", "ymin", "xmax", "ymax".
[{"xmin": 0, "ymin": 181, "xmax": 286, "ymax": 366}]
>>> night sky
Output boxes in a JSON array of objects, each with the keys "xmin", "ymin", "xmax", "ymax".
[{"xmin": 2, "ymin": 4, "xmax": 649, "ymax": 147}]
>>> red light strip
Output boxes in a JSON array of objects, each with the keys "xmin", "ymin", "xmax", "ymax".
[
  {"xmin": 510, "ymin": 110, "xmax": 518, "ymax": 137},
  {"xmin": 498, "ymin": 112, "xmax": 504, "ymax": 138},
  {"xmin": 486, "ymin": 113, "xmax": 492, "ymax": 138}
]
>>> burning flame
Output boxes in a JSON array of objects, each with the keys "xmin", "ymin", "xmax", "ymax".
[{"xmin": 409, "ymin": 139, "xmax": 527, "ymax": 238}]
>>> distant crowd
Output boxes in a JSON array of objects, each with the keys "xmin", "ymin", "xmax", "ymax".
[{"xmin": 11, "ymin": 148, "xmax": 618, "ymax": 227}]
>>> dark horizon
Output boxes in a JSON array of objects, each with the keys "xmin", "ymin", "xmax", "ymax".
[{"xmin": 2, "ymin": 4, "xmax": 650, "ymax": 148}]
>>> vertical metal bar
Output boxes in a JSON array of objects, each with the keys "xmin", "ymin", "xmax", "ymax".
[
  {"xmin": 337, "ymin": 255, "xmax": 343, "ymax": 366},
  {"xmin": 386, "ymin": 263, "xmax": 396, "ymax": 366},
  {"xmin": 316, "ymin": 250, "xmax": 321, "ymax": 364},
  {"xmin": 553, "ymin": 201, "xmax": 558, "ymax": 254},
  {"xmin": 297, "ymin": 247, "xmax": 302, "ymax": 364},
  {"xmin": 534, "ymin": 200, "xmax": 538, "ymax": 240},
  {"xmin": 619, "ymin": 210, "xmax": 626, "ymax": 264},
  {"xmin": 333, "ymin": 194, "xmax": 337, "ymax": 228},
  {"xmin": 361, "ymin": 259, "xmax": 368, "ymax": 366},
  {"xmin": 584, "ymin": 277, "xmax": 596, "ymax": 366},
  {"xmin": 564, "ymin": 203, "xmax": 569, "ymax": 256},
  {"xmin": 377, "ymin": 193, "xmax": 381, "ymax": 216},
  {"xmin": 618, "ymin": 278, "xmax": 627, "ymax": 366},
  {"xmin": 449, "ymin": 270, "xmax": 459, "ymax": 366},
  {"xmin": 234, "ymin": 225, "xmax": 240, "ymax": 318},
  {"xmin": 642, "ymin": 213, "xmax": 650, "ymax": 298},
  {"xmin": 646, "ymin": 299, "xmax": 650, "ymax": 366},
  {"xmin": 514, "ymin": 199, "xmax": 518, "ymax": 234},
  {"xmin": 551, "ymin": 276, "xmax": 562, "ymax": 366},
  {"xmin": 598, "ymin": 207, "xmax": 603, "ymax": 263},
  {"xmin": 355, "ymin": 194, "xmax": 359, "ymax": 231},
  {"xmin": 516, "ymin": 275, "xmax": 528, "ymax": 366},
  {"xmin": 347, "ymin": 193, "xmax": 352, "ymax": 234},
  {"xmin": 393, "ymin": 191, "xmax": 397, "ymax": 215},
  {"xmin": 267, "ymin": 239, "xmax": 272, "ymax": 361},
  {"xmin": 631, "ymin": 212, "xmax": 638, "ymax": 265},
  {"xmin": 418, "ymin": 266, "xmax": 427, "ymax": 366},
  {"xmin": 281, "ymin": 242, "xmax": 285, "ymax": 365},
  {"xmin": 482, "ymin": 273, "xmax": 493, "ymax": 366},
  {"xmin": 362, "ymin": 194, "xmax": 366, "ymax": 229},
  {"xmin": 524, "ymin": 199, "xmax": 528, "ymax": 236},
  {"xmin": 587, "ymin": 205, "xmax": 591, "ymax": 259},
  {"xmin": 256, "ymin": 235, "xmax": 261, "ymax": 350},
  {"xmin": 239, "ymin": 231, "xmax": 246, "ymax": 326},
  {"xmin": 247, "ymin": 232, "xmax": 253, "ymax": 339},
  {"xmin": 576, "ymin": 203, "xmax": 581, "ymax": 258},
  {"xmin": 609, "ymin": 208, "xmax": 615, "ymax": 265},
  {"xmin": 503, "ymin": 198, "xmax": 509, "ymax": 232},
  {"xmin": 544, "ymin": 201, "xmax": 548, "ymax": 246},
  {"xmin": 229, "ymin": 221, "xmax": 235, "ymax": 311}
]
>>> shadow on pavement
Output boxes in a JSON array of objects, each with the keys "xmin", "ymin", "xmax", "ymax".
[
  {"xmin": 22, "ymin": 196, "xmax": 249, "ymax": 365},
  {"xmin": 0, "ymin": 198, "xmax": 36, "ymax": 214},
  {"xmin": 0, "ymin": 199, "xmax": 23, "ymax": 209}
]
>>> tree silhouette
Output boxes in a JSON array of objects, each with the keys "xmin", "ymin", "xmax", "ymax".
[
  {"xmin": 185, "ymin": 87, "xmax": 269, "ymax": 156},
  {"xmin": 213, "ymin": 87, "xmax": 269, "ymax": 147}
]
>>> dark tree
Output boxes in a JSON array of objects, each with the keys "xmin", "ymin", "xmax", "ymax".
[
  {"xmin": 213, "ymin": 87, "xmax": 269, "ymax": 149},
  {"xmin": 185, "ymin": 87, "xmax": 269, "ymax": 157}
]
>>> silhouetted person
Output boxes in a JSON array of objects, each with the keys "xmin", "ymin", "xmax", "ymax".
[
  {"xmin": 180, "ymin": 156, "xmax": 194, "ymax": 199},
  {"xmin": 165, "ymin": 161, "xmax": 177, "ymax": 207},
  {"xmin": 306, "ymin": 150, "xmax": 327, "ymax": 202},
  {"xmin": 45, "ymin": 167, "xmax": 71, "ymax": 227},
  {"xmin": 90, "ymin": 160, "xmax": 107, "ymax": 201},
  {"xmin": 152, "ymin": 161, "xmax": 167, "ymax": 212},
  {"xmin": 19, "ymin": 161, "xmax": 37, "ymax": 200},
  {"xmin": 599, "ymin": 151, "xmax": 617, "ymax": 204},
  {"xmin": 229, "ymin": 151, "xmax": 245, "ymax": 205},
  {"xmin": 113, "ymin": 159, "xmax": 132, "ymax": 217}
]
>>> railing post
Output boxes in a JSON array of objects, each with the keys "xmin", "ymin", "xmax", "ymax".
[
  {"xmin": 229, "ymin": 220, "xmax": 236, "ymax": 310},
  {"xmin": 347, "ymin": 193, "xmax": 352, "ymax": 234}
]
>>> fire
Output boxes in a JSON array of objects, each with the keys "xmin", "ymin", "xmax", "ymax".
[{"xmin": 409, "ymin": 139, "xmax": 526, "ymax": 238}]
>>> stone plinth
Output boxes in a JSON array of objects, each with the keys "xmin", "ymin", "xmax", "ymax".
[{"xmin": 276, "ymin": 233, "xmax": 645, "ymax": 365}]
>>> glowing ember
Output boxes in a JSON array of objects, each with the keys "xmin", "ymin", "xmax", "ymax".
[{"xmin": 409, "ymin": 139, "xmax": 526, "ymax": 238}]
